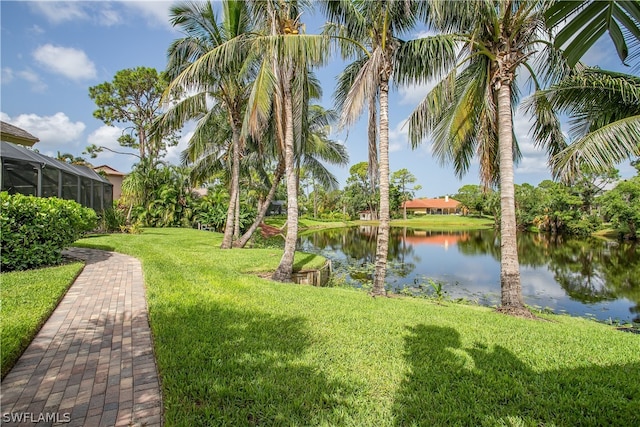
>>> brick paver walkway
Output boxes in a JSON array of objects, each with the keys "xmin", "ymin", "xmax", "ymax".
[{"xmin": 1, "ymin": 248, "xmax": 162, "ymax": 426}]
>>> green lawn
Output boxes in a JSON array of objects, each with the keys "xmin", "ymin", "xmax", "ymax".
[
  {"xmin": 1, "ymin": 262, "xmax": 84, "ymax": 377},
  {"xmin": 391, "ymin": 214, "xmax": 494, "ymax": 229},
  {"xmin": 265, "ymin": 214, "xmax": 494, "ymax": 231},
  {"xmin": 73, "ymin": 228, "xmax": 639, "ymax": 426}
]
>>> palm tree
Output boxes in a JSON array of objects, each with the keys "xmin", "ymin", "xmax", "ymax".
[
  {"xmin": 120, "ymin": 157, "xmax": 167, "ymax": 224},
  {"xmin": 241, "ymin": 0, "xmax": 330, "ymax": 281},
  {"xmin": 161, "ymin": 0, "xmax": 252, "ymax": 249},
  {"xmin": 527, "ymin": 67, "xmax": 640, "ymax": 181},
  {"xmin": 323, "ymin": 0, "xmax": 456, "ymax": 295},
  {"xmin": 56, "ymin": 152, "xmax": 89, "ymax": 166},
  {"xmin": 407, "ymin": 0, "xmax": 559, "ymax": 316}
]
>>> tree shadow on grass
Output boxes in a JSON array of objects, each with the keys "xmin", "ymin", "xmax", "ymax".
[
  {"xmin": 154, "ymin": 301, "xmax": 358, "ymax": 426},
  {"xmin": 393, "ymin": 325, "xmax": 640, "ymax": 426},
  {"xmin": 71, "ymin": 242, "xmax": 117, "ymax": 253}
]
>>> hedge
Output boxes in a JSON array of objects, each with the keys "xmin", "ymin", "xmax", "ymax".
[{"xmin": 1, "ymin": 192, "xmax": 97, "ymax": 271}]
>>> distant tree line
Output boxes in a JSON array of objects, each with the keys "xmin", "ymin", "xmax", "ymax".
[{"xmin": 454, "ymin": 164, "xmax": 640, "ymax": 239}]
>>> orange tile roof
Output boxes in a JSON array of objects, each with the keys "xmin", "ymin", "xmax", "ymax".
[
  {"xmin": 93, "ymin": 165, "xmax": 126, "ymax": 176},
  {"xmin": 402, "ymin": 198, "xmax": 460, "ymax": 209}
]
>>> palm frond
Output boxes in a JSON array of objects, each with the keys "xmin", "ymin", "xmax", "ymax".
[
  {"xmin": 529, "ymin": 68, "xmax": 640, "ymax": 141},
  {"xmin": 553, "ymin": 116, "xmax": 640, "ymax": 181},
  {"xmin": 243, "ymin": 59, "xmax": 276, "ymax": 140},
  {"xmin": 333, "ymin": 57, "xmax": 367, "ymax": 117},
  {"xmin": 339, "ymin": 48, "xmax": 384, "ymax": 128},
  {"xmin": 546, "ymin": 0, "xmax": 640, "ymax": 67},
  {"xmin": 393, "ymin": 34, "xmax": 459, "ymax": 87},
  {"xmin": 407, "ymin": 68, "xmax": 457, "ymax": 148}
]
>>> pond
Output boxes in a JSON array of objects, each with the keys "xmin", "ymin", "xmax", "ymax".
[{"xmin": 297, "ymin": 227, "xmax": 640, "ymax": 323}]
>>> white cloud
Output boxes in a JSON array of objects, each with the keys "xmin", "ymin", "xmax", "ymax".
[
  {"xmin": 1, "ymin": 68, "xmax": 14, "ymax": 84},
  {"xmin": 87, "ymin": 126, "xmax": 140, "ymax": 171},
  {"xmin": 119, "ymin": 1, "xmax": 174, "ymax": 30},
  {"xmin": 1, "ymin": 67, "xmax": 48, "ymax": 91},
  {"xmin": 29, "ymin": 2, "xmax": 89, "ymax": 24},
  {"xmin": 99, "ymin": 7, "xmax": 122, "ymax": 27},
  {"xmin": 18, "ymin": 69, "xmax": 48, "ymax": 92},
  {"xmin": 31, "ymin": 1, "xmax": 172, "ymax": 29},
  {"xmin": 28, "ymin": 24, "xmax": 45, "ymax": 35},
  {"xmin": 515, "ymin": 156, "xmax": 549, "ymax": 175},
  {"xmin": 33, "ymin": 44, "xmax": 97, "ymax": 81},
  {"xmin": 1, "ymin": 112, "xmax": 85, "ymax": 147},
  {"xmin": 165, "ymin": 130, "xmax": 193, "ymax": 166},
  {"xmin": 87, "ymin": 126, "xmax": 125, "ymax": 158},
  {"xmin": 29, "ymin": 2, "xmax": 122, "ymax": 27}
]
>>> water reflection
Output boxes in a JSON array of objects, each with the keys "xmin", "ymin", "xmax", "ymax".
[{"xmin": 297, "ymin": 227, "xmax": 640, "ymax": 323}]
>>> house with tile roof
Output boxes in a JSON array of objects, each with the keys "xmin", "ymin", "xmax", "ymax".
[{"xmin": 402, "ymin": 196, "xmax": 461, "ymax": 215}]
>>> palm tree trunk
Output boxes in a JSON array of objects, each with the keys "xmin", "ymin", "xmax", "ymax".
[
  {"xmin": 368, "ymin": 97, "xmax": 378, "ymax": 191},
  {"xmin": 234, "ymin": 160, "xmax": 284, "ymax": 248},
  {"xmin": 403, "ymin": 183, "xmax": 407, "ymax": 220},
  {"xmin": 234, "ymin": 189, "xmax": 240, "ymax": 239},
  {"xmin": 221, "ymin": 125, "xmax": 241, "ymax": 249},
  {"xmin": 496, "ymin": 83, "xmax": 529, "ymax": 315},
  {"xmin": 138, "ymin": 127, "xmax": 147, "ymax": 160},
  {"xmin": 272, "ymin": 78, "xmax": 298, "ymax": 282},
  {"xmin": 313, "ymin": 178, "xmax": 317, "ymax": 218},
  {"xmin": 372, "ymin": 79, "xmax": 390, "ymax": 296}
]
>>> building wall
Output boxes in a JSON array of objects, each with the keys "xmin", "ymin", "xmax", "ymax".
[{"xmin": 108, "ymin": 174, "xmax": 124, "ymax": 200}]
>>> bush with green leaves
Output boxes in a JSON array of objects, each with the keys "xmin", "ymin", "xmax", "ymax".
[
  {"xmin": 1, "ymin": 192, "xmax": 97, "ymax": 271},
  {"xmin": 193, "ymin": 196, "xmax": 256, "ymax": 233},
  {"xmin": 600, "ymin": 176, "xmax": 640, "ymax": 239},
  {"xmin": 97, "ymin": 205, "xmax": 128, "ymax": 232}
]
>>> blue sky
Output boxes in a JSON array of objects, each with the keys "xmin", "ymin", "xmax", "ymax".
[{"xmin": 1, "ymin": 1, "xmax": 636, "ymax": 197}]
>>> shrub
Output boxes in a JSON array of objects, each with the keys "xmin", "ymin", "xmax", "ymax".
[
  {"xmin": 97, "ymin": 206, "xmax": 127, "ymax": 232},
  {"xmin": 0, "ymin": 192, "xmax": 97, "ymax": 271}
]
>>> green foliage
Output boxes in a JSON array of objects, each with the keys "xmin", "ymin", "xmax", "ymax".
[
  {"xmin": 97, "ymin": 206, "xmax": 127, "ymax": 232},
  {"xmin": 0, "ymin": 193, "xmax": 97, "ymax": 271},
  {"xmin": 125, "ymin": 163, "xmax": 197, "ymax": 228},
  {"xmin": 342, "ymin": 162, "xmax": 379, "ymax": 217},
  {"xmin": 455, "ymin": 184, "xmax": 490, "ymax": 216},
  {"xmin": 391, "ymin": 168, "xmax": 421, "ymax": 217},
  {"xmin": 194, "ymin": 201, "xmax": 228, "ymax": 231},
  {"xmin": 119, "ymin": 223, "xmax": 142, "ymax": 234},
  {"xmin": 194, "ymin": 194, "xmax": 256, "ymax": 233},
  {"xmin": 600, "ymin": 176, "xmax": 640, "ymax": 239},
  {"xmin": 509, "ymin": 181, "xmax": 602, "ymax": 236},
  {"xmin": 1, "ymin": 262, "xmax": 84, "ymax": 377}
]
